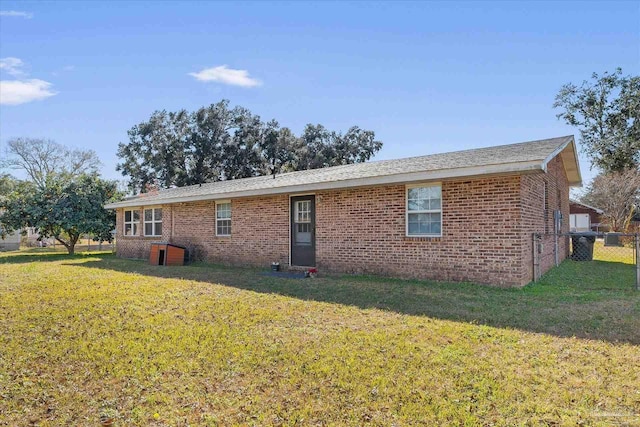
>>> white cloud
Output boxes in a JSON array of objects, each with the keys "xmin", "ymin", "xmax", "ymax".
[
  {"xmin": 0, "ymin": 57, "xmax": 25, "ymax": 76},
  {"xmin": 189, "ymin": 65, "xmax": 261, "ymax": 87},
  {"xmin": 0, "ymin": 79, "xmax": 57, "ymax": 105},
  {"xmin": 0, "ymin": 57, "xmax": 58, "ymax": 105},
  {"xmin": 0, "ymin": 10, "xmax": 33, "ymax": 19}
]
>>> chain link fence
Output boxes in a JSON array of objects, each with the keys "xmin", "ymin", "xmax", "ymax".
[{"xmin": 533, "ymin": 232, "xmax": 639, "ymax": 289}]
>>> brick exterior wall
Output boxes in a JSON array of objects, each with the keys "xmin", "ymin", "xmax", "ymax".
[
  {"xmin": 116, "ymin": 196, "xmax": 290, "ymax": 267},
  {"xmin": 315, "ymin": 177, "xmax": 523, "ymax": 286},
  {"xmin": 520, "ymin": 155, "xmax": 571, "ymax": 281},
  {"xmin": 115, "ymin": 155, "xmax": 572, "ymax": 287}
]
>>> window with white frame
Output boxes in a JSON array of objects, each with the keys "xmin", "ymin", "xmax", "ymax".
[
  {"xmin": 216, "ymin": 201, "xmax": 231, "ymax": 236},
  {"xmin": 294, "ymin": 200, "xmax": 312, "ymax": 244},
  {"xmin": 406, "ymin": 184, "xmax": 442, "ymax": 236},
  {"xmin": 144, "ymin": 208, "xmax": 163, "ymax": 236},
  {"xmin": 123, "ymin": 209, "xmax": 140, "ymax": 236}
]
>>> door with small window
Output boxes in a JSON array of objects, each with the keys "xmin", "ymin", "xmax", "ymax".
[{"xmin": 290, "ymin": 195, "xmax": 315, "ymax": 266}]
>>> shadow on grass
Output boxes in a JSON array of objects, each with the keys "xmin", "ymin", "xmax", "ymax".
[
  {"xmin": 0, "ymin": 250, "xmax": 113, "ymax": 265},
  {"xmin": 48, "ymin": 254, "xmax": 640, "ymax": 345}
]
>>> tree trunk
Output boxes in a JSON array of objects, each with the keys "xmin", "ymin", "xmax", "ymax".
[
  {"xmin": 55, "ymin": 237, "xmax": 71, "ymax": 254},
  {"xmin": 55, "ymin": 233, "xmax": 79, "ymax": 255},
  {"xmin": 67, "ymin": 233, "xmax": 79, "ymax": 255}
]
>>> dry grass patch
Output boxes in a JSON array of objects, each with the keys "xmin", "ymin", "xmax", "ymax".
[{"xmin": 0, "ymin": 250, "xmax": 639, "ymax": 425}]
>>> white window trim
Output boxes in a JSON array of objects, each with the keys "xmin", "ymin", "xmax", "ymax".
[
  {"xmin": 123, "ymin": 209, "xmax": 140, "ymax": 236},
  {"xmin": 215, "ymin": 200, "xmax": 232, "ymax": 237},
  {"xmin": 294, "ymin": 200, "xmax": 311, "ymax": 224},
  {"xmin": 144, "ymin": 207, "xmax": 163, "ymax": 237},
  {"xmin": 405, "ymin": 183, "xmax": 443, "ymax": 237}
]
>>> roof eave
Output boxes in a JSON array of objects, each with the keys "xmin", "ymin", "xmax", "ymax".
[
  {"xmin": 540, "ymin": 136, "xmax": 582, "ymax": 187},
  {"xmin": 569, "ymin": 199, "xmax": 604, "ymax": 214},
  {"xmin": 105, "ymin": 160, "xmax": 544, "ymax": 209}
]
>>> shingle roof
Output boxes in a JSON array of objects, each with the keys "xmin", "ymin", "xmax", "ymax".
[{"xmin": 106, "ymin": 135, "xmax": 580, "ymax": 208}]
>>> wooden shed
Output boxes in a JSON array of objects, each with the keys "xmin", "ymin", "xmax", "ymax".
[{"xmin": 149, "ymin": 243, "xmax": 187, "ymax": 266}]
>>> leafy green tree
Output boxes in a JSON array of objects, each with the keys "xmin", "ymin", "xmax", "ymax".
[
  {"xmin": 0, "ymin": 174, "xmax": 121, "ymax": 254},
  {"xmin": 0, "ymin": 173, "xmax": 18, "ymax": 197},
  {"xmin": 117, "ymin": 100, "xmax": 383, "ymax": 192},
  {"xmin": 259, "ymin": 121, "xmax": 297, "ymax": 177},
  {"xmin": 554, "ymin": 68, "xmax": 640, "ymax": 172},
  {"xmin": 221, "ymin": 106, "xmax": 264, "ymax": 180},
  {"xmin": 292, "ymin": 124, "xmax": 383, "ymax": 170},
  {"xmin": 0, "ymin": 174, "xmax": 23, "ymax": 239},
  {"xmin": 117, "ymin": 110, "xmax": 191, "ymax": 191}
]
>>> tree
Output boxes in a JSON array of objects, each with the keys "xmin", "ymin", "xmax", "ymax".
[
  {"xmin": 0, "ymin": 174, "xmax": 20, "ymax": 239},
  {"xmin": 0, "ymin": 174, "xmax": 121, "ymax": 254},
  {"xmin": 287, "ymin": 124, "xmax": 383, "ymax": 170},
  {"xmin": 220, "ymin": 105, "xmax": 264, "ymax": 180},
  {"xmin": 0, "ymin": 173, "xmax": 18, "ymax": 197},
  {"xmin": 554, "ymin": 69, "xmax": 640, "ymax": 173},
  {"xmin": 1, "ymin": 137, "xmax": 101, "ymax": 189},
  {"xmin": 258, "ymin": 121, "xmax": 297, "ymax": 177},
  {"xmin": 582, "ymin": 169, "xmax": 640, "ymax": 232},
  {"xmin": 117, "ymin": 100, "xmax": 383, "ymax": 192}
]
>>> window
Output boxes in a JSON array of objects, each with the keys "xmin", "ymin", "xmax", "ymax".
[
  {"xmin": 124, "ymin": 209, "xmax": 140, "ymax": 236},
  {"xmin": 406, "ymin": 184, "xmax": 442, "ymax": 236},
  {"xmin": 144, "ymin": 208, "xmax": 163, "ymax": 236},
  {"xmin": 216, "ymin": 201, "xmax": 231, "ymax": 236},
  {"xmin": 294, "ymin": 200, "xmax": 312, "ymax": 244}
]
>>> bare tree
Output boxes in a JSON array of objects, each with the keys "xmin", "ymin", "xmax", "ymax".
[
  {"xmin": 582, "ymin": 169, "xmax": 640, "ymax": 232},
  {"xmin": 1, "ymin": 137, "xmax": 101, "ymax": 189}
]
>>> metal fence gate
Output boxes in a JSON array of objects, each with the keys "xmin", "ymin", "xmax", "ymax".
[{"xmin": 532, "ymin": 233, "xmax": 640, "ymax": 289}]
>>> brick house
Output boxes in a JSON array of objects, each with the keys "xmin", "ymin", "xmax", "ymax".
[{"xmin": 105, "ymin": 135, "xmax": 582, "ymax": 287}]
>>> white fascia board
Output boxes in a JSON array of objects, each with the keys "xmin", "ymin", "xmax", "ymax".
[
  {"xmin": 541, "ymin": 136, "xmax": 582, "ymax": 187},
  {"xmin": 540, "ymin": 137, "xmax": 570, "ymax": 172},
  {"xmin": 104, "ymin": 160, "xmax": 544, "ymax": 209},
  {"xmin": 564, "ymin": 138, "xmax": 583, "ymax": 186},
  {"xmin": 570, "ymin": 200, "xmax": 604, "ymax": 214}
]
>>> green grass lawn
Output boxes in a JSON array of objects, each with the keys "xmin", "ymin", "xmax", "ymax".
[
  {"xmin": 1, "ymin": 250, "xmax": 639, "ymax": 426},
  {"xmin": 592, "ymin": 239, "xmax": 636, "ymax": 264}
]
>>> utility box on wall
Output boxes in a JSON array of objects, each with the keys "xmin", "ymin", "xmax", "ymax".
[{"xmin": 149, "ymin": 242, "xmax": 187, "ymax": 266}]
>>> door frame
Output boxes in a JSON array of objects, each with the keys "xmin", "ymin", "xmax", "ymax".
[{"xmin": 289, "ymin": 193, "xmax": 316, "ymax": 267}]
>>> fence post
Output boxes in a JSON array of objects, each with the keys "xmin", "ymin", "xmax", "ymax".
[
  {"xmin": 636, "ymin": 234, "xmax": 639, "ymax": 291},
  {"xmin": 532, "ymin": 233, "xmax": 540, "ymax": 282}
]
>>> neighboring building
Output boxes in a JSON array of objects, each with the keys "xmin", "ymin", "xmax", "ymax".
[
  {"xmin": 24, "ymin": 227, "xmax": 55, "ymax": 247},
  {"xmin": 569, "ymin": 200, "xmax": 606, "ymax": 232},
  {"xmin": 105, "ymin": 136, "xmax": 582, "ymax": 287},
  {"xmin": 0, "ymin": 230, "xmax": 20, "ymax": 251}
]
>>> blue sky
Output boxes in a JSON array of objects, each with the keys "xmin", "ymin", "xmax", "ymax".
[{"xmin": 0, "ymin": 1, "xmax": 638, "ymax": 189}]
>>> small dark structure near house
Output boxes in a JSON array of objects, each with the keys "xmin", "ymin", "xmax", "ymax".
[
  {"xmin": 604, "ymin": 233, "xmax": 623, "ymax": 247},
  {"xmin": 149, "ymin": 242, "xmax": 187, "ymax": 266},
  {"xmin": 570, "ymin": 232, "xmax": 597, "ymax": 261}
]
